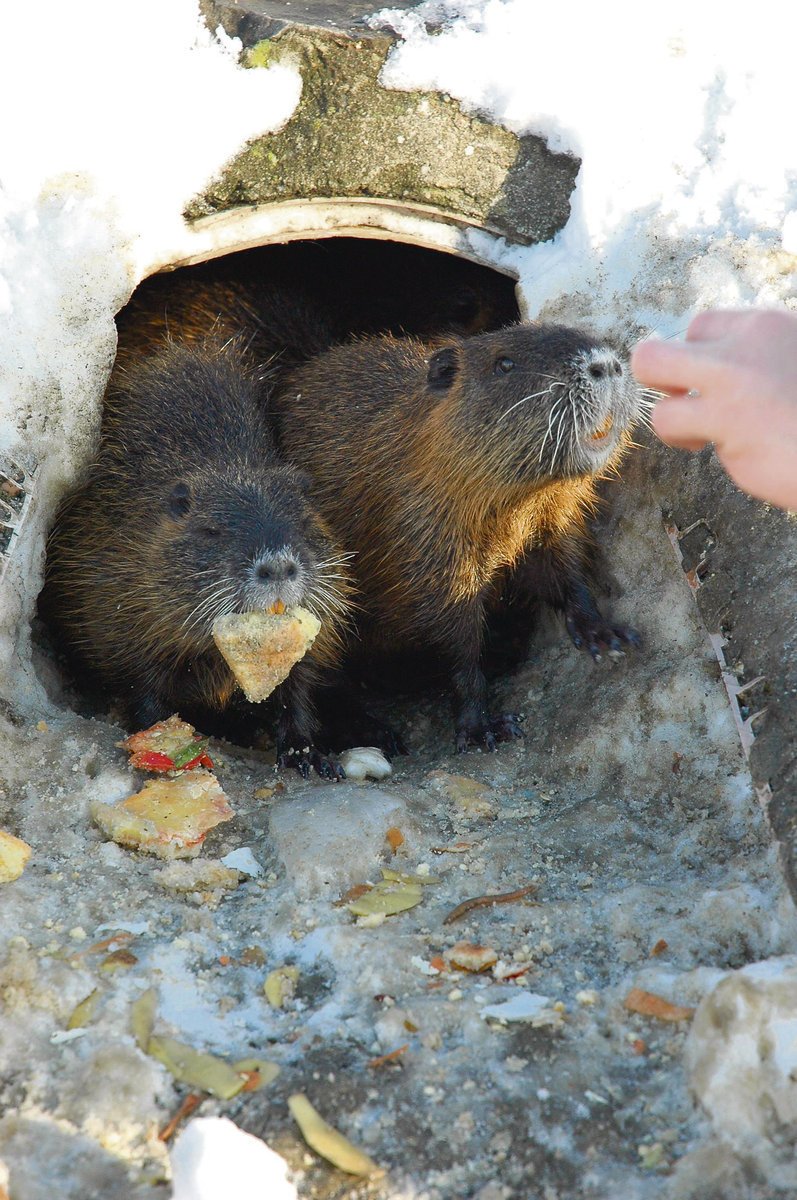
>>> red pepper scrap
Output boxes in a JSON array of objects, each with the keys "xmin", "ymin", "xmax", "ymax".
[{"xmin": 134, "ymin": 751, "xmax": 177, "ymax": 771}]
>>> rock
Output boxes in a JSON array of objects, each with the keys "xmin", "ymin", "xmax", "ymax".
[{"xmin": 268, "ymin": 784, "xmax": 408, "ymax": 892}]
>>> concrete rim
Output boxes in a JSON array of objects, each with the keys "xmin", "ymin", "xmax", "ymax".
[{"xmin": 152, "ymin": 197, "xmax": 521, "ymax": 277}]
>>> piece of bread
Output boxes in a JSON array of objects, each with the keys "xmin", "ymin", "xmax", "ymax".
[
  {"xmin": 91, "ymin": 771, "xmax": 233, "ymax": 859},
  {"xmin": 212, "ymin": 607, "xmax": 321, "ymax": 702}
]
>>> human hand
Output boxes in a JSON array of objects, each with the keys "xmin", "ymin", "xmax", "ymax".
[{"xmin": 630, "ymin": 309, "xmax": 797, "ymax": 509}]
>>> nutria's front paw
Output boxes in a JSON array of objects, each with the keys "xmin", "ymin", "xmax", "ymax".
[
  {"xmin": 455, "ymin": 712, "xmax": 524, "ymax": 753},
  {"xmin": 278, "ymin": 745, "xmax": 346, "ymax": 781},
  {"xmin": 566, "ymin": 611, "xmax": 642, "ymax": 662}
]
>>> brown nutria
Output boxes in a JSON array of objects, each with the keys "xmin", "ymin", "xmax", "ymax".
[
  {"xmin": 117, "ymin": 239, "xmax": 519, "ymax": 379},
  {"xmin": 114, "ymin": 271, "xmax": 338, "ymax": 377},
  {"xmin": 39, "ymin": 335, "xmax": 354, "ymax": 779},
  {"xmin": 272, "ymin": 323, "xmax": 642, "ymax": 752}
]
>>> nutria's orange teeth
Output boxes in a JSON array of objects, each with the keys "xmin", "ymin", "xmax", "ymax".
[
  {"xmin": 591, "ymin": 415, "xmax": 614, "ymax": 440},
  {"xmin": 271, "ymin": 600, "xmax": 287, "ymax": 615}
]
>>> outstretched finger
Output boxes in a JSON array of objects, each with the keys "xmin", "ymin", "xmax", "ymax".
[
  {"xmin": 630, "ymin": 337, "xmax": 726, "ymax": 394},
  {"xmin": 651, "ymin": 394, "xmax": 715, "ymax": 450}
]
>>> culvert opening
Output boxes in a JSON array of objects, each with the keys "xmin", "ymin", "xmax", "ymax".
[{"xmin": 35, "ymin": 235, "xmax": 523, "ymax": 761}]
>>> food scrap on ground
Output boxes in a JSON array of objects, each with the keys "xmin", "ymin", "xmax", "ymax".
[
  {"xmin": 386, "ymin": 827, "xmax": 405, "ymax": 852},
  {"xmin": 445, "ymin": 942, "xmax": 499, "ymax": 973},
  {"xmin": 119, "ymin": 715, "xmax": 213, "ymax": 773},
  {"xmin": 212, "ymin": 606, "xmax": 321, "ymax": 702},
  {"xmin": 0, "ymin": 829, "xmax": 31, "ymax": 882},
  {"xmin": 426, "ymin": 771, "xmax": 496, "ymax": 817},
  {"xmin": 91, "ymin": 771, "xmax": 233, "ymax": 859},
  {"xmin": 623, "ymin": 987, "xmax": 696, "ymax": 1022},
  {"xmin": 288, "ymin": 1092, "xmax": 385, "ymax": 1179}
]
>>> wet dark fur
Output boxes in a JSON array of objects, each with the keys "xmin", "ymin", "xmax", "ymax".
[
  {"xmin": 273, "ymin": 323, "xmax": 641, "ymax": 751},
  {"xmin": 39, "ymin": 337, "xmax": 353, "ymax": 777}
]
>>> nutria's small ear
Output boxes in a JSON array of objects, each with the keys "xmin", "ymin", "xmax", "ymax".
[
  {"xmin": 427, "ymin": 346, "xmax": 459, "ymax": 391},
  {"xmin": 168, "ymin": 481, "xmax": 191, "ymax": 517}
]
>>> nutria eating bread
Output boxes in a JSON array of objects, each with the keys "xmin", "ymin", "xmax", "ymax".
[
  {"xmin": 273, "ymin": 323, "xmax": 642, "ymax": 751},
  {"xmin": 39, "ymin": 336, "xmax": 354, "ymax": 779}
]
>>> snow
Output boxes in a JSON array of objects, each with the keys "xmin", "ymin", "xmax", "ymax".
[
  {"xmin": 171, "ymin": 1118, "xmax": 297, "ymax": 1200},
  {"xmin": 686, "ymin": 957, "xmax": 797, "ymax": 1188},
  {"xmin": 374, "ymin": 0, "xmax": 797, "ymax": 331},
  {"xmin": 1, "ymin": 1, "xmax": 796, "ymax": 1198}
]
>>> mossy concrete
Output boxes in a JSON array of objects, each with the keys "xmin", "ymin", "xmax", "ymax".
[{"xmin": 187, "ymin": 25, "xmax": 579, "ymax": 246}]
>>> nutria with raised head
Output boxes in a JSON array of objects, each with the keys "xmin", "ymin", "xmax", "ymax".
[
  {"xmin": 39, "ymin": 335, "xmax": 354, "ymax": 779},
  {"xmin": 273, "ymin": 323, "xmax": 642, "ymax": 751}
]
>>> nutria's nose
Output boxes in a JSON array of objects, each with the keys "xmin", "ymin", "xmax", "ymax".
[
  {"xmin": 254, "ymin": 552, "xmax": 301, "ymax": 583},
  {"xmin": 588, "ymin": 356, "xmax": 623, "ymax": 380}
]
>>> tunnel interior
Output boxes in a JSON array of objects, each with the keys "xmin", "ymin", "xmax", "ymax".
[{"xmin": 133, "ymin": 237, "xmax": 521, "ymax": 343}]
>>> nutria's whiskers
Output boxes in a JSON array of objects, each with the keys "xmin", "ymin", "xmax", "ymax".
[
  {"xmin": 181, "ymin": 581, "xmax": 238, "ymax": 637},
  {"xmin": 497, "ymin": 380, "xmax": 564, "ymax": 424},
  {"xmin": 551, "ymin": 393, "xmax": 573, "ymax": 469},
  {"xmin": 538, "ymin": 394, "xmax": 564, "ymax": 464}
]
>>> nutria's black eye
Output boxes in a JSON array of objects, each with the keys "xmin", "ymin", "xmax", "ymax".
[
  {"xmin": 494, "ymin": 357, "xmax": 516, "ymax": 375},
  {"xmin": 199, "ymin": 526, "xmax": 222, "ymax": 539},
  {"xmin": 168, "ymin": 482, "xmax": 191, "ymax": 517}
]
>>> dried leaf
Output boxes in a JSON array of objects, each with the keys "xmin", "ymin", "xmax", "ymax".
[
  {"xmin": 264, "ymin": 965, "xmax": 299, "ymax": 1008},
  {"xmin": 147, "ymin": 1035, "xmax": 246, "ymax": 1100},
  {"xmin": 443, "ymin": 884, "xmax": 536, "ymax": 925},
  {"xmin": 380, "ymin": 868, "xmax": 440, "ymax": 886},
  {"xmin": 130, "ymin": 987, "xmax": 158, "ymax": 1051},
  {"xmin": 100, "ymin": 948, "xmax": 138, "ymax": 972},
  {"xmin": 334, "ymin": 882, "xmax": 373, "ymax": 907},
  {"xmin": 67, "ymin": 988, "xmax": 101, "ymax": 1030},
  {"xmin": 288, "ymin": 1092, "xmax": 384, "ymax": 1178},
  {"xmin": 347, "ymin": 880, "xmax": 423, "ymax": 917},
  {"xmin": 158, "ymin": 1093, "xmax": 202, "ymax": 1142}
]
